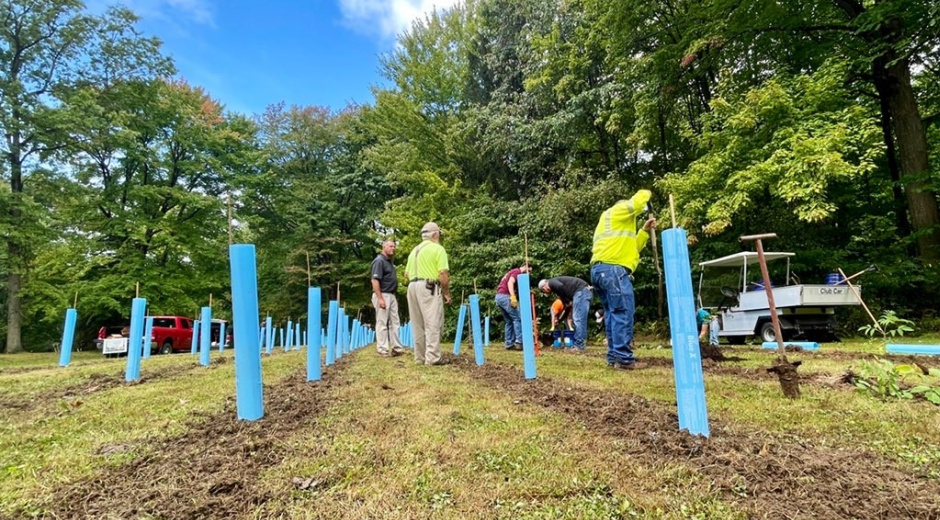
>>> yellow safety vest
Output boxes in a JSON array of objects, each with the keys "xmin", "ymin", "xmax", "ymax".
[{"xmin": 590, "ymin": 189, "xmax": 652, "ymax": 272}]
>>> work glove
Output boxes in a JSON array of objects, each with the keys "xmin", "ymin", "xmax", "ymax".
[
  {"xmin": 510, "ymin": 295, "xmax": 518, "ymax": 308},
  {"xmin": 550, "ymin": 325, "xmax": 555, "ymax": 331}
]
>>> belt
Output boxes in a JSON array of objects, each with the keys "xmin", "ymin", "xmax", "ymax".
[
  {"xmin": 410, "ymin": 278, "xmax": 439, "ymax": 284},
  {"xmin": 591, "ymin": 262, "xmax": 632, "ymax": 275}
]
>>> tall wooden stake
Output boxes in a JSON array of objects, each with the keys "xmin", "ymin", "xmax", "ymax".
[
  {"xmin": 650, "ymin": 217, "xmax": 664, "ymax": 319},
  {"xmin": 669, "ymin": 194, "xmax": 677, "ymax": 228},
  {"xmin": 227, "ymin": 194, "xmax": 234, "ymax": 245},
  {"xmin": 306, "ymin": 251, "xmax": 311, "ymax": 287}
]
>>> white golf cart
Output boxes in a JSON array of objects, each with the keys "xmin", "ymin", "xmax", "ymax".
[{"xmin": 697, "ymin": 252, "xmax": 861, "ymax": 343}]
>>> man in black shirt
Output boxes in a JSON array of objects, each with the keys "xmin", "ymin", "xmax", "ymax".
[
  {"xmin": 371, "ymin": 240, "xmax": 403, "ymax": 357},
  {"xmin": 538, "ymin": 276, "xmax": 592, "ymax": 351}
]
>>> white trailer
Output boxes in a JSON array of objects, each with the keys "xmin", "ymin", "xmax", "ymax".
[{"xmin": 697, "ymin": 252, "xmax": 861, "ymax": 343}]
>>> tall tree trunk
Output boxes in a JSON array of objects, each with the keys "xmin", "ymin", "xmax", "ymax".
[
  {"xmin": 876, "ymin": 87, "xmax": 912, "ymax": 238},
  {"xmin": 5, "ymin": 141, "xmax": 24, "ymax": 353},
  {"xmin": 874, "ymin": 55, "xmax": 940, "ymax": 261}
]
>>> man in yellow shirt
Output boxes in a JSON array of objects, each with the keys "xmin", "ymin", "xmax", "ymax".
[
  {"xmin": 405, "ymin": 222, "xmax": 452, "ymax": 365},
  {"xmin": 590, "ymin": 190, "xmax": 656, "ymax": 370}
]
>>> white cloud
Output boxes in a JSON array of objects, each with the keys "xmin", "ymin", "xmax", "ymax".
[{"xmin": 338, "ymin": 0, "xmax": 461, "ymax": 40}]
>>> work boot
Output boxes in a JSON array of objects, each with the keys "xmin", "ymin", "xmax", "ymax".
[{"xmin": 608, "ymin": 361, "xmax": 648, "ymax": 370}]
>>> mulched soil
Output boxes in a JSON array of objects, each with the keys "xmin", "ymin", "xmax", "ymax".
[
  {"xmin": 453, "ymin": 357, "xmax": 940, "ymax": 520},
  {"xmin": 36, "ymin": 359, "xmax": 351, "ymax": 520}
]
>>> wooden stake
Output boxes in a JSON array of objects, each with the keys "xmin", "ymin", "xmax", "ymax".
[
  {"xmin": 524, "ymin": 232, "xmax": 530, "ymax": 271},
  {"xmin": 649, "ymin": 218, "xmax": 664, "ymax": 319},
  {"xmin": 473, "ymin": 278, "xmax": 478, "ymax": 294},
  {"xmin": 136, "ymin": 282, "xmax": 140, "ymax": 298},
  {"xmin": 669, "ymin": 194, "xmax": 677, "ymax": 228},
  {"xmin": 209, "ymin": 293, "xmax": 213, "ymax": 308},
  {"xmin": 306, "ymin": 251, "xmax": 311, "ymax": 287},
  {"xmin": 73, "ymin": 292, "xmax": 78, "ymax": 309},
  {"xmin": 227, "ymin": 194, "xmax": 234, "ymax": 245},
  {"xmin": 337, "ymin": 282, "xmax": 341, "ymax": 304}
]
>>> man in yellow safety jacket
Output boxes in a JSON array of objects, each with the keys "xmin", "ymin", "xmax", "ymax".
[
  {"xmin": 590, "ymin": 189, "xmax": 656, "ymax": 370},
  {"xmin": 405, "ymin": 222, "xmax": 452, "ymax": 366}
]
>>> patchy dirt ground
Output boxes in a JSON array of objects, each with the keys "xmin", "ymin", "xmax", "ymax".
[
  {"xmin": 453, "ymin": 357, "xmax": 940, "ymax": 520},
  {"xmin": 37, "ymin": 359, "xmax": 351, "ymax": 520},
  {"xmin": 0, "ymin": 362, "xmax": 201, "ymax": 414}
]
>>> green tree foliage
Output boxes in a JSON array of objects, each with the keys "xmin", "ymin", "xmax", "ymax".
[
  {"xmin": 0, "ymin": 0, "xmax": 170, "ymax": 351},
  {"xmin": 22, "ymin": 80, "xmax": 256, "ymax": 347},
  {"xmin": 242, "ymin": 103, "xmax": 389, "ymax": 324}
]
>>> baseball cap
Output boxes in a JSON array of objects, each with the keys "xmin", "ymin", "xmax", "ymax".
[{"xmin": 421, "ymin": 222, "xmax": 441, "ymax": 234}]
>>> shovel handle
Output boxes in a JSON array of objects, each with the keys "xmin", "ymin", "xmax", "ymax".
[{"xmin": 739, "ymin": 233, "xmax": 778, "ymax": 242}]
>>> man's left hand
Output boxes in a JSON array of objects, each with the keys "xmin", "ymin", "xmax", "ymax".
[{"xmin": 643, "ymin": 216, "xmax": 657, "ymax": 232}]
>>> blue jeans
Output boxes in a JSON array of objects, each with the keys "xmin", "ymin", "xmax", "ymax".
[
  {"xmin": 591, "ymin": 263, "xmax": 636, "ymax": 364},
  {"xmin": 571, "ymin": 287, "xmax": 592, "ymax": 349},
  {"xmin": 495, "ymin": 293, "xmax": 522, "ymax": 347}
]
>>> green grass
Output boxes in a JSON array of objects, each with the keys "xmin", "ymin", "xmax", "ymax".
[{"xmin": 2, "ymin": 338, "xmax": 939, "ymax": 518}]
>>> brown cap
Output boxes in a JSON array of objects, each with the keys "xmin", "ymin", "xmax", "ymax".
[{"xmin": 421, "ymin": 222, "xmax": 441, "ymax": 234}]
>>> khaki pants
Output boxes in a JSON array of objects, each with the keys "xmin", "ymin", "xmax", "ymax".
[
  {"xmin": 372, "ymin": 292, "xmax": 403, "ymax": 354},
  {"xmin": 407, "ymin": 281, "xmax": 443, "ymax": 365}
]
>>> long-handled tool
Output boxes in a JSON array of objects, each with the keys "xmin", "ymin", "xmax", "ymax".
[
  {"xmin": 740, "ymin": 232, "xmax": 801, "ymax": 399},
  {"xmin": 837, "ymin": 267, "xmax": 884, "ymax": 337},
  {"xmin": 836, "ymin": 265, "xmax": 877, "ymax": 286}
]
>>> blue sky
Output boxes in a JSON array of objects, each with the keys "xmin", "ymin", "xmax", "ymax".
[{"xmin": 88, "ymin": 0, "xmax": 460, "ymax": 115}]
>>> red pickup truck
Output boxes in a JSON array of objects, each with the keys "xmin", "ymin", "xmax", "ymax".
[
  {"xmin": 97, "ymin": 316, "xmax": 232, "ymax": 355},
  {"xmin": 151, "ymin": 316, "xmax": 196, "ymax": 354}
]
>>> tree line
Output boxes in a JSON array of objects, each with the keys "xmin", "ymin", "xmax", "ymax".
[{"xmin": 2, "ymin": 0, "xmax": 938, "ymax": 352}]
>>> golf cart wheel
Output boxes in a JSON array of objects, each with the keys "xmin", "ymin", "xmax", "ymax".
[
  {"xmin": 759, "ymin": 322, "xmax": 778, "ymax": 343},
  {"xmin": 159, "ymin": 341, "xmax": 173, "ymax": 355}
]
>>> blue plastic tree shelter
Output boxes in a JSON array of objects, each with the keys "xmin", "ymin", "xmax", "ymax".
[
  {"xmin": 453, "ymin": 303, "xmax": 468, "ymax": 355},
  {"xmin": 125, "ymin": 297, "xmax": 147, "ymax": 382},
  {"xmin": 469, "ymin": 295, "xmax": 485, "ymax": 366},
  {"xmin": 662, "ymin": 227, "xmax": 710, "ymax": 437},
  {"xmin": 517, "ymin": 274, "xmax": 537, "ymax": 379},
  {"xmin": 229, "ymin": 244, "xmax": 264, "ymax": 421},
  {"xmin": 58, "ymin": 308, "xmax": 78, "ymax": 367},
  {"xmin": 199, "ymin": 306, "xmax": 212, "ymax": 367},
  {"xmin": 191, "ymin": 320, "xmax": 200, "ymax": 355}
]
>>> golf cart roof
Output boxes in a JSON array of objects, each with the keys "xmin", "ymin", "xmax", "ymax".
[{"xmin": 699, "ymin": 251, "xmax": 795, "ymax": 268}]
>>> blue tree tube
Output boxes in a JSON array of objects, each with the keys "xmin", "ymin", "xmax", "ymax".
[
  {"xmin": 326, "ymin": 301, "xmax": 338, "ymax": 365},
  {"xmin": 279, "ymin": 328, "xmax": 285, "ymax": 349},
  {"xmin": 229, "ymin": 244, "xmax": 264, "ymax": 421},
  {"xmin": 125, "ymin": 297, "xmax": 147, "ymax": 382},
  {"xmin": 337, "ymin": 310, "xmax": 346, "ymax": 359},
  {"xmin": 295, "ymin": 324, "xmax": 301, "ymax": 350},
  {"xmin": 265, "ymin": 316, "xmax": 273, "ymax": 355},
  {"xmin": 349, "ymin": 318, "xmax": 359, "ymax": 352},
  {"xmin": 219, "ymin": 320, "xmax": 227, "ymax": 352},
  {"xmin": 191, "ymin": 320, "xmax": 200, "ymax": 355},
  {"xmin": 517, "ymin": 274, "xmax": 537, "ymax": 380},
  {"xmin": 58, "ymin": 308, "xmax": 78, "ymax": 367},
  {"xmin": 469, "ymin": 295, "xmax": 484, "ymax": 366},
  {"xmin": 307, "ymin": 287, "xmax": 322, "ymax": 381},
  {"xmin": 286, "ymin": 321, "xmax": 293, "ymax": 351},
  {"xmin": 663, "ymin": 228, "xmax": 710, "ymax": 437},
  {"xmin": 200, "ymin": 306, "xmax": 212, "ymax": 367},
  {"xmin": 484, "ymin": 316, "xmax": 490, "ymax": 347},
  {"xmin": 453, "ymin": 303, "xmax": 468, "ymax": 355},
  {"xmin": 142, "ymin": 315, "xmax": 154, "ymax": 359}
]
